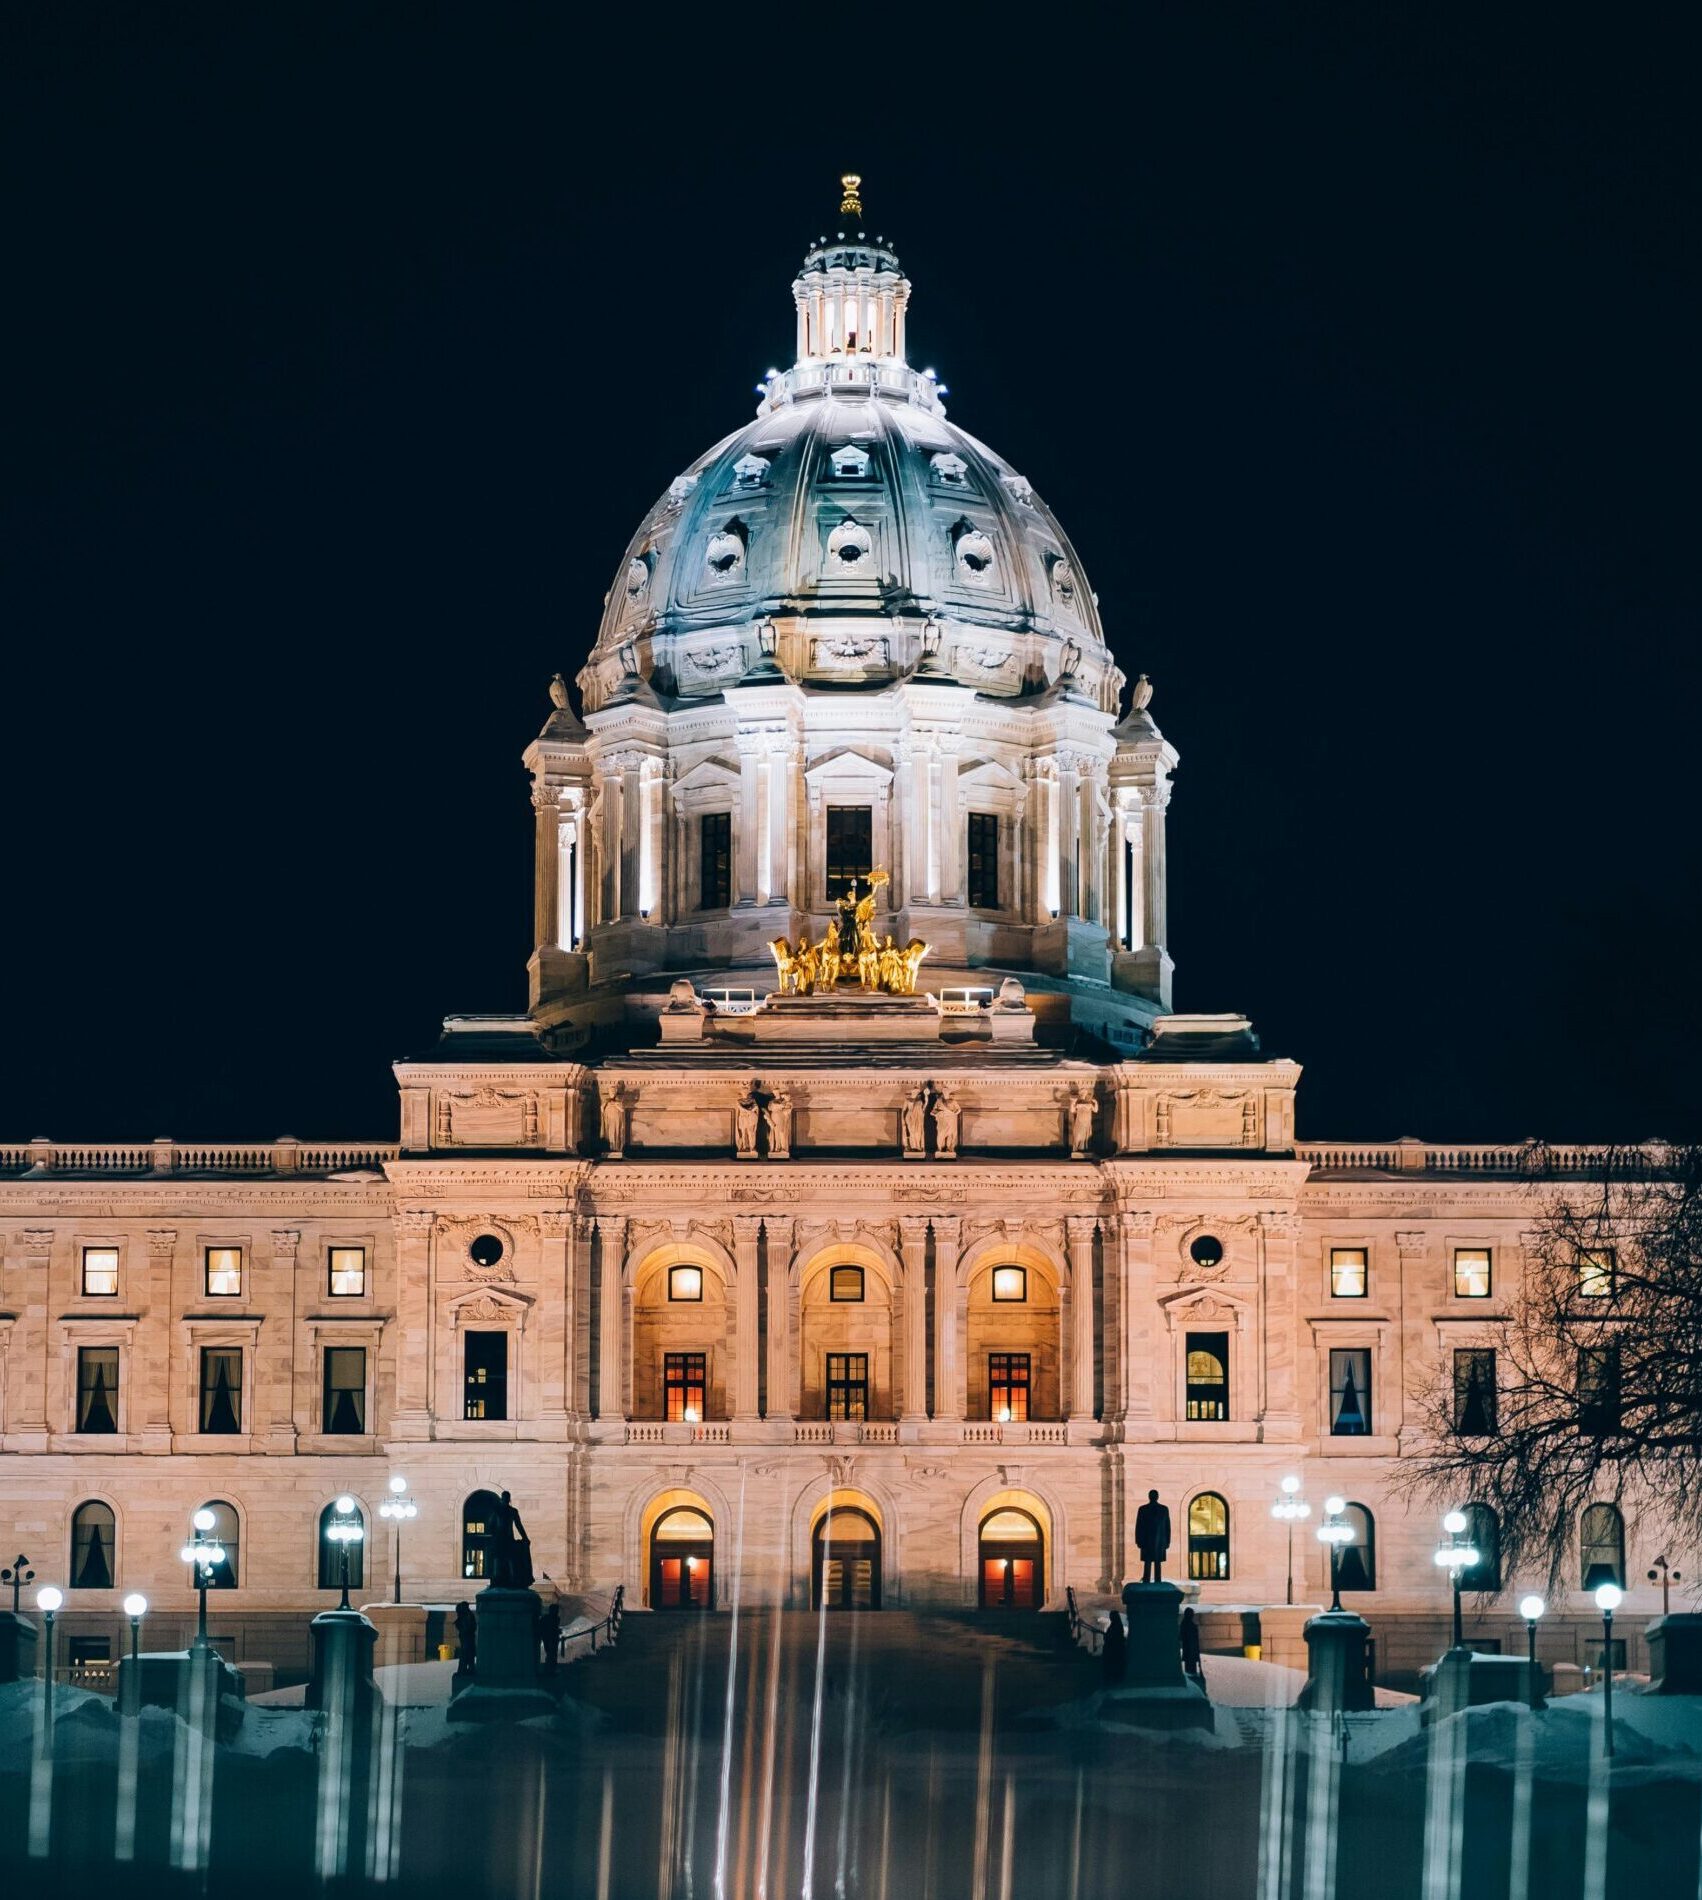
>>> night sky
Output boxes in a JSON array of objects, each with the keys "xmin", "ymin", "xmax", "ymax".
[{"xmin": 6, "ymin": 10, "xmax": 1698, "ymax": 1143}]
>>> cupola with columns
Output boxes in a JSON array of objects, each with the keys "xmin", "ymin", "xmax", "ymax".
[{"xmin": 524, "ymin": 177, "xmax": 1178, "ymax": 1038}]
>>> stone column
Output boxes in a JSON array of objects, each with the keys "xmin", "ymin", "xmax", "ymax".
[
  {"xmin": 262, "ymin": 1228, "xmax": 300, "ymax": 1452},
  {"xmin": 732, "ymin": 1217, "xmax": 762, "ymax": 1421},
  {"xmin": 601, "ymin": 770, "xmax": 624, "ymax": 922},
  {"xmin": 764, "ymin": 1219, "xmax": 792, "ymax": 1421},
  {"xmin": 1141, "ymin": 787, "xmax": 1168, "ymax": 950},
  {"xmin": 140, "ymin": 1227, "xmax": 177, "ymax": 1446},
  {"xmin": 532, "ymin": 783, "xmax": 560, "ymax": 953},
  {"xmin": 737, "ymin": 735, "xmax": 761, "ymax": 903},
  {"xmin": 620, "ymin": 758, "xmax": 643, "ymax": 921},
  {"xmin": 1059, "ymin": 759, "xmax": 1081, "ymax": 916},
  {"xmin": 1259, "ymin": 1212, "xmax": 1303, "ymax": 1440},
  {"xmin": 898, "ymin": 1217, "xmax": 930, "ymax": 1425},
  {"xmin": 1066, "ymin": 1216, "xmax": 1097, "ymax": 1425},
  {"xmin": 766, "ymin": 742, "xmax": 790, "ymax": 906},
  {"xmin": 938, "ymin": 737, "xmax": 962, "ymax": 903},
  {"xmin": 931, "ymin": 1217, "xmax": 962, "ymax": 1421},
  {"xmin": 596, "ymin": 1216, "xmax": 625, "ymax": 1422},
  {"xmin": 537, "ymin": 1212, "xmax": 574, "ymax": 1432},
  {"xmin": 391, "ymin": 1211, "xmax": 434, "ymax": 1439},
  {"xmin": 1115, "ymin": 1210, "xmax": 1157, "ymax": 1434}
]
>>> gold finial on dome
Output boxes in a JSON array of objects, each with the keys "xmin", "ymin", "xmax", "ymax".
[{"xmin": 839, "ymin": 173, "xmax": 864, "ymax": 220}]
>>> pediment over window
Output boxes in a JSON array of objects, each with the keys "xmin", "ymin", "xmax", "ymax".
[
  {"xmin": 448, "ymin": 1286, "xmax": 533, "ymax": 1330},
  {"xmin": 671, "ymin": 758, "xmax": 743, "ymax": 807},
  {"xmin": 802, "ymin": 749, "xmax": 894, "ymax": 793},
  {"xmin": 1158, "ymin": 1287, "xmax": 1252, "ymax": 1332}
]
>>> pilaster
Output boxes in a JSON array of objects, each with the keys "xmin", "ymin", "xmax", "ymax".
[
  {"xmin": 596, "ymin": 1215, "xmax": 626, "ymax": 1423},
  {"xmin": 1114, "ymin": 1209, "xmax": 1157, "ymax": 1439},
  {"xmin": 1258, "ymin": 1211, "xmax": 1303, "ymax": 1440},
  {"xmin": 764, "ymin": 1217, "xmax": 792, "ymax": 1421},
  {"xmin": 930, "ymin": 1216, "xmax": 963, "ymax": 1425},
  {"xmin": 261, "ymin": 1227, "xmax": 300, "ymax": 1453},
  {"xmin": 732, "ymin": 1216, "xmax": 763, "ymax": 1421},
  {"xmin": 898, "ymin": 1216, "xmax": 929, "ymax": 1428},
  {"xmin": 1066, "ymin": 1215, "xmax": 1097, "ymax": 1427},
  {"xmin": 535, "ymin": 1211, "xmax": 574, "ymax": 1434},
  {"xmin": 390, "ymin": 1210, "xmax": 434, "ymax": 1440}
]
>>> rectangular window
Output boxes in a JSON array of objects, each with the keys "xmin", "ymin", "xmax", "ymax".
[
  {"xmin": 1453, "ymin": 1248, "xmax": 1492, "ymax": 1299},
  {"xmin": 199, "ymin": 1346, "xmax": 243, "ymax": 1434},
  {"xmin": 1329, "ymin": 1248, "xmax": 1368, "ymax": 1298},
  {"xmin": 205, "ymin": 1246, "xmax": 243, "ymax": 1297},
  {"xmin": 825, "ymin": 1352, "xmax": 869, "ymax": 1422},
  {"xmin": 989, "ymin": 1352, "xmax": 1030, "ymax": 1423},
  {"xmin": 699, "ymin": 811, "xmax": 732, "ymax": 909},
  {"xmin": 1328, "ymin": 1348, "xmax": 1373, "ymax": 1435},
  {"xmin": 328, "ymin": 1247, "xmax": 366, "ymax": 1297},
  {"xmin": 1578, "ymin": 1345, "xmax": 1621, "ymax": 1435},
  {"xmin": 825, "ymin": 806, "xmax": 873, "ymax": 899},
  {"xmin": 463, "ymin": 1331, "xmax": 508, "ymax": 1421},
  {"xmin": 1185, "ymin": 1331, "xmax": 1229, "ymax": 1421},
  {"xmin": 829, "ymin": 1266, "xmax": 865, "ymax": 1303},
  {"xmin": 1453, "ymin": 1348, "xmax": 1498, "ymax": 1434},
  {"xmin": 322, "ymin": 1346, "xmax": 367, "ymax": 1433},
  {"xmin": 76, "ymin": 1346, "xmax": 119, "ymax": 1434},
  {"xmin": 664, "ymin": 1352, "xmax": 707, "ymax": 1423},
  {"xmin": 81, "ymin": 1247, "xmax": 119, "ymax": 1297},
  {"xmin": 1577, "ymin": 1249, "xmax": 1617, "ymax": 1299},
  {"xmin": 967, "ymin": 812, "xmax": 999, "ymax": 908}
]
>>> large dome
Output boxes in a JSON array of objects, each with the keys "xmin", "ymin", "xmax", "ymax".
[{"xmin": 579, "ymin": 197, "xmax": 1115, "ymax": 717}]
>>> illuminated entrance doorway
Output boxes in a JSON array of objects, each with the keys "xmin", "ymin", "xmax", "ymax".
[
  {"xmin": 650, "ymin": 1506, "xmax": 714, "ymax": 1610},
  {"xmin": 979, "ymin": 1508, "xmax": 1044, "ymax": 1609},
  {"xmin": 812, "ymin": 1506, "xmax": 881, "ymax": 1610}
]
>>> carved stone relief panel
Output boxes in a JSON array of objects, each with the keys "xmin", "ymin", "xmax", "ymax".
[{"xmin": 435, "ymin": 1088, "xmax": 542, "ymax": 1150}]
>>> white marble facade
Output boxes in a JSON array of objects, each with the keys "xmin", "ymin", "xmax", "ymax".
[{"xmin": 0, "ymin": 181, "xmax": 1670, "ymax": 1683}]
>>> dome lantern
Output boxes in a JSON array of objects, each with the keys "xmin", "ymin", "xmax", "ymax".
[{"xmin": 791, "ymin": 172, "xmax": 911, "ymax": 368}]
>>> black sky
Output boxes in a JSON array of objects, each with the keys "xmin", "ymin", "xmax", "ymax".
[{"xmin": 4, "ymin": 8, "xmax": 1699, "ymax": 1143}]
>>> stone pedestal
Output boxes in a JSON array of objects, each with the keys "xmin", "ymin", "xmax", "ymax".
[
  {"xmin": 308, "ymin": 1609, "xmax": 378, "ymax": 1711},
  {"xmin": 0, "ymin": 1612, "xmax": 38, "ymax": 1684},
  {"xmin": 447, "ymin": 1587, "xmax": 555, "ymax": 1723},
  {"xmin": 1645, "ymin": 1613, "xmax": 1702, "ymax": 1694},
  {"xmin": 360, "ymin": 1602, "xmax": 429, "ymax": 1669},
  {"xmin": 1100, "ymin": 1582, "xmax": 1212, "ymax": 1730},
  {"xmin": 116, "ymin": 1647, "xmax": 246, "ymax": 1739},
  {"xmin": 1298, "ymin": 1610, "xmax": 1374, "ymax": 1713},
  {"xmin": 1420, "ymin": 1647, "xmax": 1537, "ymax": 1723}
]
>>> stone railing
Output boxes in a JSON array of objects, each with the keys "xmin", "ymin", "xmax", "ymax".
[
  {"xmin": 0, "ymin": 1138, "xmax": 399, "ymax": 1178},
  {"xmin": 1298, "ymin": 1140, "xmax": 1619, "ymax": 1177},
  {"xmin": 960, "ymin": 1421, "xmax": 1069, "ymax": 1446}
]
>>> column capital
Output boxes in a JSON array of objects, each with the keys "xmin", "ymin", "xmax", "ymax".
[
  {"xmin": 1065, "ymin": 1214, "xmax": 1100, "ymax": 1245},
  {"xmin": 897, "ymin": 1214, "xmax": 932, "ymax": 1249},
  {"xmin": 396, "ymin": 1209, "xmax": 436, "ymax": 1238},
  {"xmin": 1261, "ymin": 1212, "xmax": 1304, "ymax": 1240},
  {"xmin": 930, "ymin": 1214, "xmax": 962, "ymax": 1248},
  {"xmin": 539, "ymin": 1210, "xmax": 574, "ymax": 1240},
  {"xmin": 269, "ymin": 1228, "xmax": 301, "ymax": 1261},
  {"xmin": 1118, "ymin": 1208, "xmax": 1158, "ymax": 1238},
  {"xmin": 146, "ymin": 1227, "xmax": 178, "ymax": 1258},
  {"xmin": 732, "ymin": 1214, "xmax": 766, "ymax": 1248}
]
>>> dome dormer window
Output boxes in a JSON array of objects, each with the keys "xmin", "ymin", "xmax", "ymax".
[
  {"xmin": 732, "ymin": 453, "xmax": 770, "ymax": 490},
  {"xmin": 829, "ymin": 442, "xmax": 873, "ymax": 481},
  {"xmin": 929, "ymin": 452, "xmax": 968, "ymax": 487},
  {"xmin": 704, "ymin": 519, "xmax": 748, "ymax": 581}
]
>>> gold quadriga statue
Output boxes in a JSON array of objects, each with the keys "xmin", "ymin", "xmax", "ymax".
[{"xmin": 770, "ymin": 873, "xmax": 929, "ymax": 997}]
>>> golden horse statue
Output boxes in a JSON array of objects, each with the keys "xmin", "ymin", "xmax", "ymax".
[{"xmin": 768, "ymin": 872, "xmax": 927, "ymax": 997}]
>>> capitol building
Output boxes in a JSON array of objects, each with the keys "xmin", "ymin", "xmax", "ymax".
[{"xmin": 0, "ymin": 179, "xmax": 1658, "ymax": 1689}]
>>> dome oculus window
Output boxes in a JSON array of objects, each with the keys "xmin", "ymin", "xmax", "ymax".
[
  {"xmin": 829, "ymin": 1266, "xmax": 865, "ymax": 1303},
  {"xmin": 826, "ymin": 517, "xmax": 873, "ymax": 569},
  {"xmin": 1189, "ymin": 1234, "xmax": 1224, "ymax": 1270},
  {"xmin": 953, "ymin": 525, "xmax": 996, "ymax": 582},
  {"xmin": 669, "ymin": 1265, "xmax": 704, "ymax": 1303},
  {"xmin": 991, "ymin": 1266, "xmax": 1027, "ymax": 1303},
  {"xmin": 469, "ymin": 1233, "xmax": 505, "ymax": 1269},
  {"xmin": 704, "ymin": 523, "xmax": 747, "ymax": 579}
]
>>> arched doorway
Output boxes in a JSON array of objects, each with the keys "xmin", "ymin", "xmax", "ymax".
[
  {"xmin": 650, "ymin": 1506, "xmax": 714, "ymax": 1610},
  {"xmin": 979, "ymin": 1507, "xmax": 1044, "ymax": 1609},
  {"xmin": 813, "ymin": 1506, "xmax": 881, "ymax": 1610}
]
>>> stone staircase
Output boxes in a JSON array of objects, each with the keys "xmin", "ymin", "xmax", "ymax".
[{"xmin": 567, "ymin": 1607, "xmax": 1100, "ymax": 1737}]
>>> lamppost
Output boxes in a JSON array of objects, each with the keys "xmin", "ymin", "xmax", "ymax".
[
  {"xmin": 379, "ymin": 1476, "xmax": 418, "ymax": 1607},
  {"xmin": 1518, "ymin": 1594, "xmax": 1545, "ymax": 1711},
  {"xmin": 1317, "ymin": 1496, "xmax": 1355, "ymax": 1612},
  {"xmin": 1595, "ymin": 1581, "xmax": 1622, "ymax": 1758},
  {"xmin": 1271, "ymin": 1475, "xmax": 1311, "ymax": 1606},
  {"xmin": 121, "ymin": 1593, "xmax": 147, "ymax": 1714},
  {"xmin": 1433, "ymin": 1509, "xmax": 1479, "ymax": 1651},
  {"xmin": 1648, "ymin": 1554, "xmax": 1683, "ymax": 1615},
  {"xmin": 179, "ymin": 1507, "xmax": 225, "ymax": 1647},
  {"xmin": 3, "ymin": 1555, "xmax": 34, "ymax": 1613},
  {"xmin": 36, "ymin": 1585, "xmax": 62, "ymax": 1751},
  {"xmin": 326, "ymin": 1495, "xmax": 364, "ymax": 1612}
]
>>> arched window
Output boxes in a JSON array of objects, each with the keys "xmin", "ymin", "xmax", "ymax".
[
  {"xmin": 463, "ymin": 1489, "xmax": 503, "ymax": 1580},
  {"xmin": 1580, "ymin": 1503, "xmax": 1626, "ymax": 1590},
  {"xmin": 1336, "ymin": 1503, "xmax": 1376, "ymax": 1591},
  {"xmin": 70, "ymin": 1501, "xmax": 115, "ymax": 1590},
  {"xmin": 317, "ymin": 1499, "xmax": 365, "ymax": 1591},
  {"xmin": 200, "ymin": 1501, "xmax": 239, "ymax": 1588},
  {"xmin": 1187, "ymin": 1493, "xmax": 1230, "ymax": 1581},
  {"xmin": 1460, "ymin": 1504, "xmax": 1501, "ymax": 1593}
]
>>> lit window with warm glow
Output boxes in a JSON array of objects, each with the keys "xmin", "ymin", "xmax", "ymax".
[
  {"xmin": 1453, "ymin": 1249, "xmax": 1492, "ymax": 1299},
  {"xmin": 81, "ymin": 1247, "xmax": 119, "ymax": 1296},
  {"xmin": 669, "ymin": 1265, "xmax": 704, "ymax": 1303},
  {"xmin": 991, "ymin": 1266, "xmax": 1027, "ymax": 1303},
  {"xmin": 989, "ymin": 1353, "xmax": 1030, "ymax": 1422},
  {"xmin": 664, "ymin": 1352, "xmax": 706, "ymax": 1423},
  {"xmin": 205, "ymin": 1247, "xmax": 243, "ymax": 1297},
  {"xmin": 830, "ymin": 1266, "xmax": 864, "ymax": 1303},
  {"xmin": 328, "ymin": 1247, "xmax": 366, "ymax": 1297},
  {"xmin": 1577, "ymin": 1249, "xmax": 1617, "ymax": 1299},
  {"xmin": 1329, "ymin": 1248, "xmax": 1368, "ymax": 1298}
]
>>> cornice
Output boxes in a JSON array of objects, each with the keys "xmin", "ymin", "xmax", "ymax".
[{"xmin": 0, "ymin": 1184, "xmax": 392, "ymax": 1215}]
